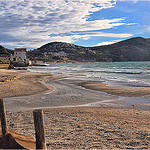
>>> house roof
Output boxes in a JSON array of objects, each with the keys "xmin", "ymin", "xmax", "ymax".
[{"xmin": 14, "ymin": 48, "xmax": 26, "ymax": 52}]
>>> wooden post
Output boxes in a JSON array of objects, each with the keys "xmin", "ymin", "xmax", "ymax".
[
  {"xmin": 0, "ymin": 98, "xmax": 7, "ymax": 136},
  {"xmin": 33, "ymin": 109, "xmax": 46, "ymax": 149}
]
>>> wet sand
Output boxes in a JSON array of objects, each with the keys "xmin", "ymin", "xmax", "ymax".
[{"xmin": 4, "ymin": 78, "xmax": 118, "ymax": 111}]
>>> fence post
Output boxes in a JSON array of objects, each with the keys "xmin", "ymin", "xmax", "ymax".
[
  {"xmin": 0, "ymin": 98, "xmax": 7, "ymax": 136},
  {"xmin": 33, "ymin": 109, "xmax": 46, "ymax": 149}
]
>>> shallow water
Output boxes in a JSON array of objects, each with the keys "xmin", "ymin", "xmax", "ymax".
[
  {"xmin": 118, "ymin": 97, "xmax": 150, "ymax": 111},
  {"xmin": 5, "ymin": 77, "xmax": 118, "ymax": 111},
  {"xmin": 5, "ymin": 62, "xmax": 150, "ymax": 111}
]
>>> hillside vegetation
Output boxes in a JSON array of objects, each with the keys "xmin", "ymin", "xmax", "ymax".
[
  {"xmin": 28, "ymin": 37, "xmax": 150, "ymax": 62},
  {"xmin": 1, "ymin": 37, "xmax": 150, "ymax": 62},
  {"xmin": 0, "ymin": 45, "xmax": 13, "ymax": 64},
  {"xmin": 90, "ymin": 37, "xmax": 150, "ymax": 62},
  {"xmin": 0, "ymin": 45, "xmax": 13, "ymax": 56}
]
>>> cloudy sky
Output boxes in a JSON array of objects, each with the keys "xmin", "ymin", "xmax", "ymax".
[{"xmin": 0, "ymin": 0, "xmax": 150, "ymax": 49}]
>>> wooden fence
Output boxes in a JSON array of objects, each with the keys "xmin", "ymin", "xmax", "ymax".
[{"xmin": 0, "ymin": 98, "xmax": 46, "ymax": 149}]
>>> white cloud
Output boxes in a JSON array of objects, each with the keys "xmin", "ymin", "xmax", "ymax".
[
  {"xmin": 1, "ymin": 32, "xmax": 132, "ymax": 49},
  {"xmin": 95, "ymin": 39, "xmax": 123, "ymax": 46},
  {"xmin": 118, "ymin": 0, "xmax": 150, "ymax": 3},
  {"xmin": 147, "ymin": 26, "xmax": 150, "ymax": 32},
  {"xmin": 0, "ymin": 0, "xmax": 134, "ymax": 48},
  {"xmin": 83, "ymin": 32, "xmax": 132, "ymax": 38}
]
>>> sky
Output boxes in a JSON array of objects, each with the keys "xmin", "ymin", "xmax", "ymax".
[{"xmin": 0, "ymin": 0, "xmax": 150, "ymax": 50}]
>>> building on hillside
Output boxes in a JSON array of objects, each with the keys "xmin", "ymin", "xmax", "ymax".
[{"xmin": 10, "ymin": 48, "xmax": 31, "ymax": 67}]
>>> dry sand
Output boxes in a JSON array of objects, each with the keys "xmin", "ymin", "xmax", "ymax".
[
  {"xmin": 0, "ymin": 69, "xmax": 150, "ymax": 149},
  {"xmin": 80, "ymin": 81, "xmax": 150, "ymax": 97},
  {"xmin": 0, "ymin": 64, "xmax": 9, "ymax": 69},
  {"xmin": 4, "ymin": 107, "xmax": 150, "ymax": 149},
  {"xmin": 0, "ymin": 69, "xmax": 58, "ymax": 98}
]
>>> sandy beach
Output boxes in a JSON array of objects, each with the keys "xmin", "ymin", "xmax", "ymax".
[
  {"xmin": 0, "ymin": 69, "xmax": 150, "ymax": 149},
  {"xmin": 0, "ymin": 69, "xmax": 58, "ymax": 98},
  {"xmin": 5, "ymin": 107, "xmax": 150, "ymax": 149}
]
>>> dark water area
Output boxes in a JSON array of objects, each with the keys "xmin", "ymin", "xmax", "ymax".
[
  {"xmin": 106, "ymin": 80, "xmax": 150, "ymax": 87},
  {"xmin": 104, "ymin": 80, "xmax": 150, "ymax": 111}
]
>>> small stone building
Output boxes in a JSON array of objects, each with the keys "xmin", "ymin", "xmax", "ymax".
[
  {"xmin": 10, "ymin": 48, "xmax": 30, "ymax": 67},
  {"xmin": 14, "ymin": 48, "xmax": 27, "ymax": 61}
]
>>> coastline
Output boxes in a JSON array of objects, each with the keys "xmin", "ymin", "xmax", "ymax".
[{"xmin": 0, "ymin": 69, "xmax": 150, "ymax": 149}]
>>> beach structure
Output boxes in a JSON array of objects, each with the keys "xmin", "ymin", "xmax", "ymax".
[{"xmin": 0, "ymin": 99, "xmax": 46, "ymax": 149}]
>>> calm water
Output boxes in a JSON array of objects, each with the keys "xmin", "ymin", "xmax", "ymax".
[{"xmin": 28, "ymin": 61, "xmax": 150, "ymax": 87}]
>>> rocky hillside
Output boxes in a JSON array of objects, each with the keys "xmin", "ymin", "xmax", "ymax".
[
  {"xmin": 0, "ymin": 45, "xmax": 13, "ymax": 56},
  {"xmin": 0, "ymin": 45, "xmax": 13, "ymax": 64},
  {"xmin": 1, "ymin": 37, "xmax": 150, "ymax": 62},
  {"xmin": 28, "ymin": 42, "xmax": 97, "ymax": 62},
  {"xmin": 28, "ymin": 37, "xmax": 150, "ymax": 62},
  {"xmin": 90, "ymin": 37, "xmax": 150, "ymax": 62}
]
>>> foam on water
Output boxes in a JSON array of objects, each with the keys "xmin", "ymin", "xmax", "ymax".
[{"xmin": 28, "ymin": 61, "xmax": 150, "ymax": 86}]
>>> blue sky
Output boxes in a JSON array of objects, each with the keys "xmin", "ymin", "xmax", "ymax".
[{"xmin": 0, "ymin": 0, "xmax": 150, "ymax": 49}]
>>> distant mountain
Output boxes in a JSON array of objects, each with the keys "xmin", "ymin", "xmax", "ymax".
[
  {"xmin": 28, "ymin": 37, "xmax": 150, "ymax": 62},
  {"xmin": 90, "ymin": 37, "xmax": 150, "ymax": 62}
]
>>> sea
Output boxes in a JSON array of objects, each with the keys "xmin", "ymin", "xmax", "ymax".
[{"xmin": 28, "ymin": 61, "xmax": 150, "ymax": 87}]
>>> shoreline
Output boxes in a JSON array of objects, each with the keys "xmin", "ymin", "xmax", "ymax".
[
  {"xmin": 0, "ymin": 69, "xmax": 150, "ymax": 149},
  {"xmin": 79, "ymin": 81, "xmax": 150, "ymax": 110},
  {"xmin": 1, "ymin": 69, "xmax": 150, "ymax": 111},
  {"xmin": 1, "ymin": 68, "xmax": 150, "ymax": 111}
]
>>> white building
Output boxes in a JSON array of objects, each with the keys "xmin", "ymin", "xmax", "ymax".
[
  {"xmin": 14, "ymin": 48, "xmax": 27, "ymax": 61},
  {"xmin": 9, "ymin": 48, "xmax": 30, "ymax": 67}
]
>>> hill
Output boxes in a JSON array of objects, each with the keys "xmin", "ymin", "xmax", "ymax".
[
  {"xmin": 90, "ymin": 37, "xmax": 150, "ymax": 62},
  {"xmin": 28, "ymin": 37, "xmax": 150, "ymax": 62},
  {"xmin": 0, "ymin": 45, "xmax": 13, "ymax": 64},
  {"xmin": 28, "ymin": 42, "xmax": 97, "ymax": 62},
  {"xmin": 0, "ymin": 45, "xmax": 13, "ymax": 56},
  {"xmin": 0, "ymin": 45, "xmax": 9, "ymax": 56}
]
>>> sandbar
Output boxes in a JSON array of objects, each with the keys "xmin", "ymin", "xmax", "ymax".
[
  {"xmin": 80, "ymin": 81, "xmax": 150, "ymax": 97},
  {"xmin": 0, "ymin": 69, "xmax": 58, "ymax": 98}
]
